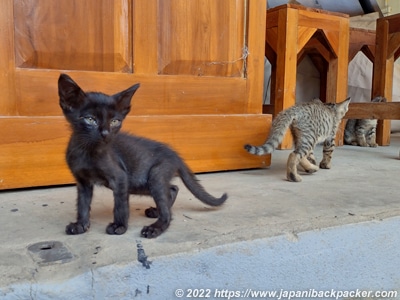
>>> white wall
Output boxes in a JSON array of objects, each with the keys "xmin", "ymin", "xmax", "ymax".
[{"xmin": 376, "ymin": 0, "xmax": 400, "ymax": 15}]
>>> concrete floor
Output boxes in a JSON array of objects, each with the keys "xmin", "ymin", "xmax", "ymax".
[{"xmin": 1, "ymin": 133, "xmax": 400, "ymax": 299}]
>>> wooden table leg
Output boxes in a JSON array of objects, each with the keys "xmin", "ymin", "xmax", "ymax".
[{"xmin": 273, "ymin": 7, "xmax": 298, "ymax": 149}]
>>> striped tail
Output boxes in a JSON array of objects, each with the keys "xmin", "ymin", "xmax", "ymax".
[{"xmin": 244, "ymin": 110, "xmax": 295, "ymax": 156}]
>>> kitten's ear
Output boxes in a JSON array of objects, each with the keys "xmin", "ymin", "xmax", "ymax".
[
  {"xmin": 113, "ymin": 83, "xmax": 140, "ymax": 116},
  {"xmin": 338, "ymin": 97, "xmax": 351, "ymax": 117},
  {"xmin": 58, "ymin": 74, "xmax": 86, "ymax": 112},
  {"xmin": 342, "ymin": 97, "xmax": 351, "ymax": 108}
]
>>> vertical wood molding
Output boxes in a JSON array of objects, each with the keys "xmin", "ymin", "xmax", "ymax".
[
  {"xmin": 245, "ymin": 0, "xmax": 267, "ymax": 114},
  {"xmin": 133, "ymin": 0, "xmax": 158, "ymax": 74},
  {"xmin": 0, "ymin": 0, "xmax": 17, "ymax": 115}
]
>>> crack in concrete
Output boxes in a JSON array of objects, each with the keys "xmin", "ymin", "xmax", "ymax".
[
  {"xmin": 136, "ymin": 240, "xmax": 151, "ymax": 269},
  {"xmin": 90, "ymin": 267, "xmax": 95, "ymax": 299},
  {"xmin": 29, "ymin": 268, "xmax": 38, "ymax": 300}
]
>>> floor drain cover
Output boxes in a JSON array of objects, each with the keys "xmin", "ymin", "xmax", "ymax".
[{"xmin": 28, "ymin": 241, "xmax": 73, "ymax": 265}]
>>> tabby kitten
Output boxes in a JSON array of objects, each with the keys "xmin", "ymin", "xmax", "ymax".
[
  {"xmin": 58, "ymin": 74, "xmax": 227, "ymax": 238},
  {"xmin": 344, "ymin": 96, "xmax": 386, "ymax": 147},
  {"xmin": 244, "ymin": 98, "xmax": 351, "ymax": 182}
]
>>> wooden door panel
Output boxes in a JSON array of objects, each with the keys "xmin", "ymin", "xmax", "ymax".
[
  {"xmin": 0, "ymin": 117, "xmax": 71, "ymax": 189},
  {"xmin": 158, "ymin": 0, "xmax": 245, "ymax": 76},
  {"xmin": 0, "ymin": 115, "xmax": 270, "ymax": 189},
  {"xmin": 14, "ymin": 0, "xmax": 132, "ymax": 72},
  {"xmin": 15, "ymin": 70, "xmax": 248, "ymax": 116}
]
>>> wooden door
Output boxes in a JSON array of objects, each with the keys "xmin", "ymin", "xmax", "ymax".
[{"xmin": 0, "ymin": 0, "xmax": 271, "ymax": 190}]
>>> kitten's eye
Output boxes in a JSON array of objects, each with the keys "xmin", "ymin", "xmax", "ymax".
[
  {"xmin": 110, "ymin": 119, "xmax": 121, "ymax": 127},
  {"xmin": 83, "ymin": 116, "xmax": 97, "ymax": 125}
]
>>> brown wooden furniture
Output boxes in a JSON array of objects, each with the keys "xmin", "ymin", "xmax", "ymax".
[
  {"xmin": 263, "ymin": 4, "xmax": 349, "ymax": 149},
  {"xmin": 346, "ymin": 13, "xmax": 400, "ymax": 145},
  {"xmin": 348, "ymin": 28, "xmax": 376, "ymax": 63},
  {"xmin": 372, "ymin": 13, "xmax": 400, "ymax": 145},
  {"xmin": 0, "ymin": 0, "xmax": 271, "ymax": 190}
]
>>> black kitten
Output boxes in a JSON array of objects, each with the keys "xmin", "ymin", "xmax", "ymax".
[{"xmin": 58, "ymin": 74, "xmax": 227, "ymax": 238}]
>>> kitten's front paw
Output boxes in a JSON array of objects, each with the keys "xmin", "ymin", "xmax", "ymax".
[
  {"xmin": 65, "ymin": 222, "xmax": 89, "ymax": 235},
  {"xmin": 106, "ymin": 223, "xmax": 127, "ymax": 235},
  {"xmin": 141, "ymin": 225, "xmax": 163, "ymax": 239}
]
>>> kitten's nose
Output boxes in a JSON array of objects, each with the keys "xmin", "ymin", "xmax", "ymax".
[{"xmin": 101, "ymin": 130, "xmax": 109, "ymax": 139}]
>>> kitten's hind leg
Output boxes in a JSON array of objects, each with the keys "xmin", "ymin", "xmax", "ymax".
[
  {"xmin": 298, "ymin": 149, "xmax": 319, "ymax": 174},
  {"xmin": 320, "ymin": 138, "xmax": 335, "ymax": 169},
  {"xmin": 306, "ymin": 150, "xmax": 317, "ymax": 165},
  {"xmin": 141, "ymin": 190, "xmax": 171, "ymax": 238},
  {"xmin": 300, "ymin": 156, "xmax": 319, "ymax": 174},
  {"xmin": 141, "ymin": 170, "xmax": 175, "ymax": 238},
  {"xmin": 287, "ymin": 152, "xmax": 302, "ymax": 182},
  {"xmin": 145, "ymin": 185, "xmax": 179, "ymax": 218}
]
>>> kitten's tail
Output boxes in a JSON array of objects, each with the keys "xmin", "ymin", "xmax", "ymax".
[
  {"xmin": 244, "ymin": 110, "xmax": 295, "ymax": 155},
  {"xmin": 178, "ymin": 164, "xmax": 227, "ymax": 206}
]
